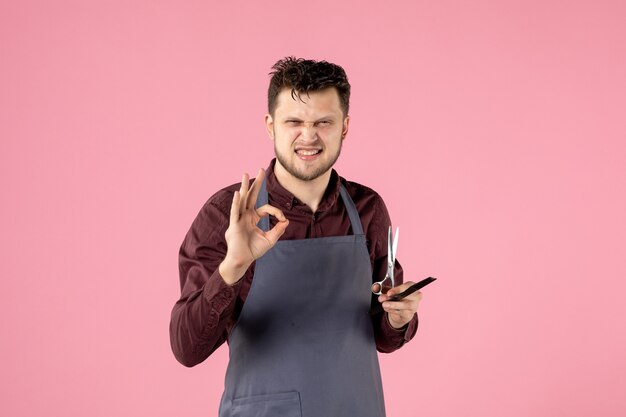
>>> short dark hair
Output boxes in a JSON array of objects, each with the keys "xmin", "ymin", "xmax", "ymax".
[{"xmin": 268, "ymin": 56, "xmax": 351, "ymax": 117}]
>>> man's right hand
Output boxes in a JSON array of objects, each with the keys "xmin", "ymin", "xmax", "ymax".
[{"xmin": 219, "ymin": 169, "xmax": 289, "ymax": 285}]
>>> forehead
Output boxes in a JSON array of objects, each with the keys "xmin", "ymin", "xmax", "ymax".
[{"xmin": 274, "ymin": 87, "xmax": 343, "ymax": 118}]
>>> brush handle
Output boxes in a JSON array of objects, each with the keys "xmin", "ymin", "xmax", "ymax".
[{"xmin": 387, "ymin": 277, "xmax": 437, "ymax": 301}]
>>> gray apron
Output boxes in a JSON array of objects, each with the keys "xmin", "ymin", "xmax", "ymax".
[{"xmin": 218, "ymin": 181, "xmax": 386, "ymax": 417}]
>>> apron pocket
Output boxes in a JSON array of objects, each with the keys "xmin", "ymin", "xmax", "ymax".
[{"xmin": 232, "ymin": 391, "xmax": 302, "ymax": 417}]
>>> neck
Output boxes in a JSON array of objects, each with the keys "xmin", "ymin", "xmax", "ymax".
[{"xmin": 273, "ymin": 163, "xmax": 332, "ymax": 213}]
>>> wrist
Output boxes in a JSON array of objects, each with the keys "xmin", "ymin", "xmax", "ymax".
[{"xmin": 219, "ymin": 257, "xmax": 251, "ymax": 285}]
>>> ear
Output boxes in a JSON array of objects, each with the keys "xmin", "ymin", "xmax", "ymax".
[
  {"xmin": 264, "ymin": 114, "xmax": 275, "ymax": 141},
  {"xmin": 341, "ymin": 115, "xmax": 350, "ymax": 140}
]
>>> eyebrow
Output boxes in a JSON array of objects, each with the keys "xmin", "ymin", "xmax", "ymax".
[{"xmin": 282, "ymin": 115, "xmax": 335, "ymax": 122}]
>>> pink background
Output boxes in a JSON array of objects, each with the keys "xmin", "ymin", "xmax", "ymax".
[{"xmin": 1, "ymin": 1, "xmax": 625, "ymax": 416}]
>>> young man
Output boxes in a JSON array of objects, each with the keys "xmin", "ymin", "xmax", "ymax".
[{"xmin": 170, "ymin": 57, "xmax": 424, "ymax": 417}]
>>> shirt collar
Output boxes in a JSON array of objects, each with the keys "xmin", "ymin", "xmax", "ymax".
[{"xmin": 265, "ymin": 158, "xmax": 341, "ymax": 213}]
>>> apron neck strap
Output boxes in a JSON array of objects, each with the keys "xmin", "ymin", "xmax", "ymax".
[
  {"xmin": 338, "ymin": 183, "xmax": 364, "ymax": 235},
  {"xmin": 256, "ymin": 178, "xmax": 270, "ymax": 231},
  {"xmin": 255, "ymin": 178, "xmax": 364, "ymax": 236}
]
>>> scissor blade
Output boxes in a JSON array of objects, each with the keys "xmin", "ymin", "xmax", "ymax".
[
  {"xmin": 392, "ymin": 227, "xmax": 399, "ymax": 263},
  {"xmin": 387, "ymin": 226, "xmax": 393, "ymax": 266}
]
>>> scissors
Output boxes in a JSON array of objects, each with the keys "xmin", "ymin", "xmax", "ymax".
[{"xmin": 372, "ymin": 226, "xmax": 399, "ymax": 295}]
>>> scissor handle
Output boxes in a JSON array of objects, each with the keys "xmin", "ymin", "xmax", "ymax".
[{"xmin": 371, "ymin": 275, "xmax": 393, "ymax": 295}]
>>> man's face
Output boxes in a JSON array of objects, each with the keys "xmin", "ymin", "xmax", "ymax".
[{"xmin": 265, "ymin": 87, "xmax": 349, "ymax": 182}]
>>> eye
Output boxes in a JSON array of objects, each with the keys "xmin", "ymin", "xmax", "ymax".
[
  {"xmin": 286, "ymin": 120, "xmax": 301, "ymax": 126},
  {"xmin": 316, "ymin": 120, "xmax": 332, "ymax": 126}
]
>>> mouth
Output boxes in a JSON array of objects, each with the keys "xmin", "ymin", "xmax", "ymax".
[{"xmin": 295, "ymin": 148, "xmax": 323, "ymax": 160}]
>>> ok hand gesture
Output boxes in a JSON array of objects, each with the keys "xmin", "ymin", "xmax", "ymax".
[{"xmin": 219, "ymin": 169, "xmax": 289, "ymax": 285}]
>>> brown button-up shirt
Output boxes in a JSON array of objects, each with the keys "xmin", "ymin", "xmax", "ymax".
[{"xmin": 170, "ymin": 159, "xmax": 418, "ymax": 367}]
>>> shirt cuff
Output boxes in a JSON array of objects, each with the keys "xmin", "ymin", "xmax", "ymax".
[
  {"xmin": 202, "ymin": 269, "xmax": 241, "ymax": 315},
  {"xmin": 383, "ymin": 312, "xmax": 419, "ymax": 344}
]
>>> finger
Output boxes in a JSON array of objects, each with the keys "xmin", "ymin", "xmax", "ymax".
[
  {"xmin": 386, "ymin": 307, "xmax": 411, "ymax": 318},
  {"xmin": 230, "ymin": 190, "xmax": 241, "ymax": 222},
  {"xmin": 382, "ymin": 301, "xmax": 406, "ymax": 311},
  {"xmin": 255, "ymin": 204, "xmax": 289, "ymax": 244},
  {"xmin": 371, "ymin": 283, "xmax": 382, "ymax": 294},
  {"xmin": 382, "ymin": 299, "xmax": 418, "ymax": 312},
  {"xmin": 264, "ymin": 218, "xmax": 289, "ymax": 245},
  {"xmin": 386, "ymin": 310, "xmax": 416, "ymax": 329},
  {"xmin": 377, "ymin": 287, "xmax": 396, "ymax": 302},
  {"xmin": 384, "ymin": 309, "xmax": 412, "ymax": 324},
  {"xmin": 240, "ymin": 173, "xmax": 250, "ymax": 212},
  {"xmin": 256, "ymin": 203, "xmax": 287, "ymax": 222},
  {"xmin": 246, "ymin": 168, "xmax": 265, "ymax": 210},
  {"xmin": 386, "ymin": 281, "xmax": 415, "ymax": 297},
  {"xmin": 386, "ymin": 310, "xmax": 412, "ymax": 321}
]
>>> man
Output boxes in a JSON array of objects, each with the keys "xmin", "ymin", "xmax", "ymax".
[{"xmin": 170, "ymin": 57, "xmax": 424, "ymax": 417}]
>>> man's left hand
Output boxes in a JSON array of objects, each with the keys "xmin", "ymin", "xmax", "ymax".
[{"xmin": 378, "ymin": 281, "xmax": 423, "ymax": 329}]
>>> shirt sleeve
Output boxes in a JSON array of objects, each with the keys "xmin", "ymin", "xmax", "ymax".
[
  {"xmin": 169, "ymin": 189, "xmax": 245, "ymax": 367},
  {"xmin": 367, "ymin": 195, "xmax": 419, "ymax": 353}
]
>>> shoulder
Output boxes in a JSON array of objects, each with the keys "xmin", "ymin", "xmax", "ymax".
[
  {"xmin": 188, "ymin": 181, "xmax": 242, "ymax": 233},
  {"xmin": 339, "ymin": 177, "xmax": 391, "ymax": 232},
  {"xmin": 197, "ymin": 173, "xmax": 267, "ymax": 217},
  {"xmin": 182, "ymin": 181, "xmax": 244, "ymax": 248},
  {"xmin": 340, "ymin": 177, "xmax": 387, "ymax": 211},
  {"xmin": 339, "ymin": 177, "xmax": 391, "ymax": 260},
  {"xmin": 202, "ymin": 182, "xmax": 241, "ymax": 214}
]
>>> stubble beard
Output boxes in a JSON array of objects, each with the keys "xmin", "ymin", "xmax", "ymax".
[{"xmin": 274, "ymin": 140, "xmax": 342, "ymax": 182}]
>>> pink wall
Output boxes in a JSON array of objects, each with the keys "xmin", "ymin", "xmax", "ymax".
[{"xmin": 2, "ymin": 1, "xmax": 625, "ymax": 416}]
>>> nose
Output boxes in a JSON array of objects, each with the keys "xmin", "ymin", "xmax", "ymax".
[{"xmin": 299, "ymin": 122, "xmax": 318, "ymax": 142}]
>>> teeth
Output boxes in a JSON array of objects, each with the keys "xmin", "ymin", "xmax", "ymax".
[{"xmin": 297, "ymin": 150, "xmax": 320, "ymax": 156}]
